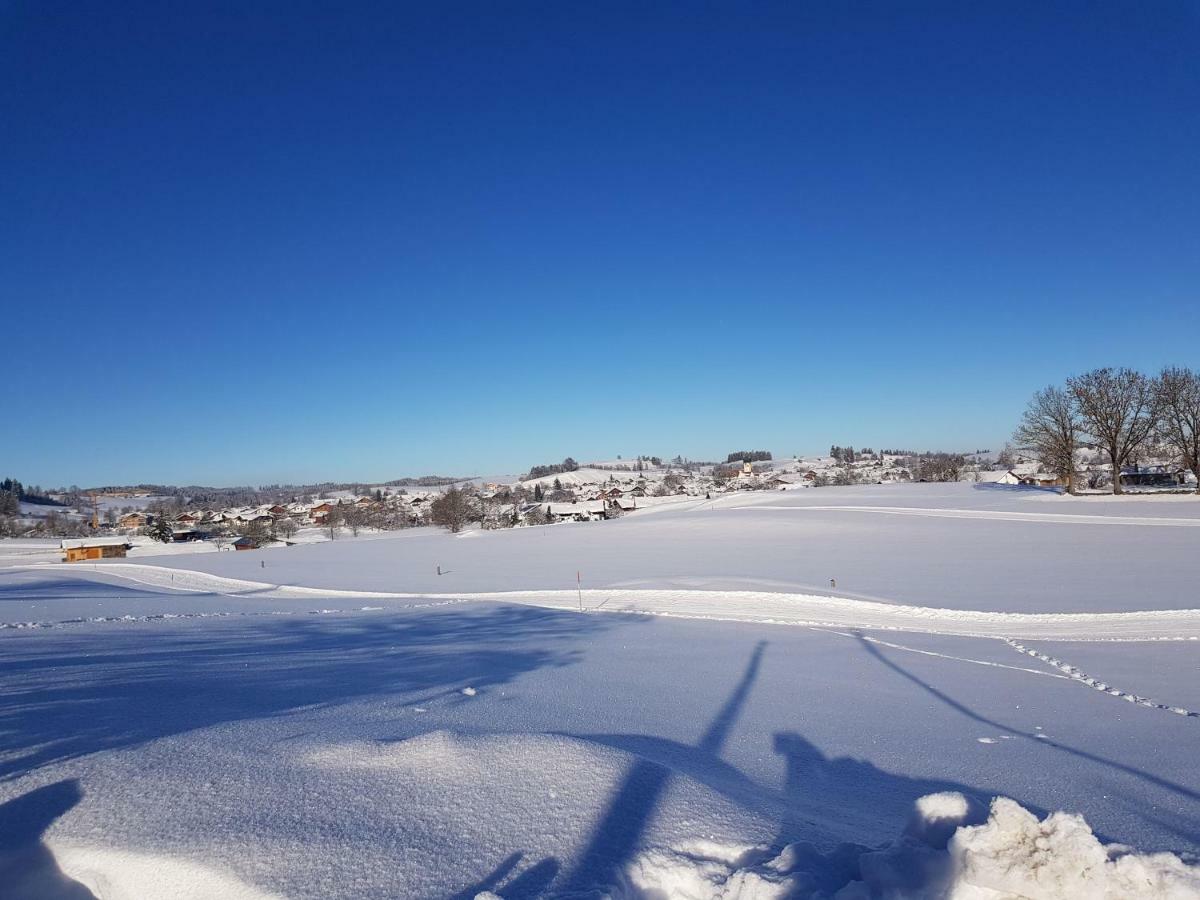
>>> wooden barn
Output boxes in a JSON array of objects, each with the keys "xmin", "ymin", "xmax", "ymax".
[{"xmin": 61, "ymin": 537, "xmax": 131, "ymax": 562}]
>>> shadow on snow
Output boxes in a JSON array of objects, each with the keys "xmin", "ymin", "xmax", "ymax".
[{"xmin": 0, "ymin": 604, "xmax": 619, "ymax": 781}]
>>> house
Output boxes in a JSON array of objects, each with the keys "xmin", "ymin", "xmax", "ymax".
[
  {"xmin": 1018, "ymin": 472, "xmax": 1062, "ymax": 487},
  {"xmin": 61, "ymin": 537, "xmax": 131, "ymax": 562},
  {"xmin": 977, "ymin": 470, "xmax": 1021, "ymax": 485},
  {"xmin": 233, "ymin": 535, "xmax": 262, "ymax": 551},
  {"xmin": 545, "ymin": 501, "xmax": 607, "ymax": 522},
  {"xmin": 1120, "ymin": 466, "xmax": 1179, "ymax": 488},
  {"xmin": 266, "ymin": 505, "xmax": 288, "ymax": 517},
  {"xmin": 768, "ymin": 474, "xmax": 808, "ymax": 490},
  {"xmin": 118, "ymin": 512, "xmax": 149, "ymax": 529},
  {"xmin": 175, "ymin": 512, "xmax": 198, "ymax": 525},
  {"xmin": 171, "ymin": 529, "xmax": 209, "ymax": 543},
  {"xmin": 309, "ymin": 502, "xmax": 335, "ymax": 524}
]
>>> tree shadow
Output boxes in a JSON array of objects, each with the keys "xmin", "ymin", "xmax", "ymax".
[
  {"xmin": 556, "ymin": 641, "xmax": 766, "ymax": 894},
  {"xmin": 854, "ymin": 633, "xmax": 1200, "ymax": 842},
  {"xmin": 0, "ymin": 604, "xmax": 625, "ymax": 781},
  {"xmin": 447, "ymin": 851, "xmax": 560, "ymax": 900},
  {"xmin": 533, "ymin": 638, "xmax": 1016, "ymax": 898},
  {"xmin": 0, "ymin": 779, "xmax": 97, "ymax": 899}
]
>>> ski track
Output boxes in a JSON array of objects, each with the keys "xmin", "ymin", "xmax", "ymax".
[
  {"xmin": 7, "ymin": 563, "xmax": 1200, "ymax": 643},
  {"xmin": 725, "ymin": 505, "xmax": 1200, "ymax": 527}
]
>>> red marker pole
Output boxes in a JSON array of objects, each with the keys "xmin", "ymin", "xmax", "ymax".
[{"xmin": 577, "ymin": 570, "xmax": 583, "ymax": 612}]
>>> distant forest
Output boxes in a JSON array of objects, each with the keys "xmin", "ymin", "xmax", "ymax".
[
  {"xmin": 725, "ymin": 450, "xmax": 772, "ymax": 463},
  {"xmin": 0, "ymin": 478, "xmax": 62, "ymax": 515}
]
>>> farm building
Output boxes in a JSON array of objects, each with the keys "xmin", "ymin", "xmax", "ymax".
[
  {"xmin": 977, "ymin": 470, "xmax": 1021, "ymax": 485},
  {"xmin": 60, "ymin": 537, "xmax": 132, "ymax": 562}
]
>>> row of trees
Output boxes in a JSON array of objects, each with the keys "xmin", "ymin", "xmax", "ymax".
[
  {"xmin": 725, "ymin": 450, "xmax": 772, "ymax": 463},
  {"xmin": 1014, "ymin": 366, "xmax": 1200, "ymax": 495},
  {"xmin": 829, "ymin": 446, "xmax": 881, "ymax": 464},
  {"xmin": 525, "ymin": 457, "xmax": 579, "ymax": 479}
]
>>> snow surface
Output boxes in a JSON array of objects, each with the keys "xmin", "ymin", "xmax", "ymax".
[{"xmin": 1, "ymin": 483, "xmax": 1198, "ymax": 899}]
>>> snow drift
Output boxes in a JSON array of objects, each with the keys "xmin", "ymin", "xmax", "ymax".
[
  {"xmin": 615, "ymin": 792, "xmax": 1200, "ymax": 900},
  {"xmin": 49, "ymin": 846, "xmax": 285, "ymax": 900}
]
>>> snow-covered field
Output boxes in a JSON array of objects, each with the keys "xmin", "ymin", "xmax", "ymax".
[{"xmin": 1, "ymin": 484, "xmax": 1198, "ymax": 899}]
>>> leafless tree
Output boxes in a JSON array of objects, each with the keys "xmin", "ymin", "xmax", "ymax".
[
  {"xmin": 240, "ymin": 518, "xmax": 270, "ymax": 547},
  {"xmin": 1013, "ymin": 385, "xmax": 1081, "ymax": 493},
  {"xmin": 341, "ymin": 504, "xmax": 366, "ymax": 536},
  {"xmin": 1156, "ymin": 366, "xmax": 1200, "ymax": 494},
  {"xmin": 324, "ymin": 505, "xmax": 342, "ymax": 540},
  {"xmin": 1068, "ymin": 368, "xmax": 1159, "ymax": 494},
  {"xmin": 275, "ymin": 517, "xmax": 299, "ymax": 540},
  {"xmin": 430, "ymin": 487, "xmax": 477, "ymax": 533}
]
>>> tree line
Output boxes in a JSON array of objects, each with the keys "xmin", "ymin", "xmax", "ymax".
[
  {"xmin": 725, "ymin": 450, "xmax": 772, "ymax": 463},
  {"xmin": 525, "ymin": 458, "xmax": 579, "ymax": 479},
  {"xmin": 1014, "ymin": 366, "xmax": 1200, "ymax": 495}
]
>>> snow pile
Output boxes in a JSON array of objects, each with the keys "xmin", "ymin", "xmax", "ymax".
[
  {"xmin": 947, "ymin": 797, "xmax": 1200, "ymax": 899},
  {"xmin": 51, "ymin": 845, "xmax": 284, "ymax": 900},
  {"xmin": 614, "ymin": 793, "xmax": 1200, "ymax": 900}
]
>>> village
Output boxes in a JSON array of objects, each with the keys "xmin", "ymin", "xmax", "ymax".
[{"xmin": 21, "ymin": 444, "xmax": 1196, "ymax": 563}]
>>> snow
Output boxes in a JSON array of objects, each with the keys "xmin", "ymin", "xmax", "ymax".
[
  {"xmin": 56, "ymin": 483, "xmax": 1196, "ymax": 613},
  {"xmin": 1, "ymin": 483, "xmax": 1198, "ymax": 898}
]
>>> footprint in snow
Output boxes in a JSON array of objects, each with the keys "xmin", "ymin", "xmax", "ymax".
[{"xmin": 461, "ymin": 687, "xmax": 477, "ymax": 697}]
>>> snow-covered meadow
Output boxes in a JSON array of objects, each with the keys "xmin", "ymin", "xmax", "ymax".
[{"xmin": 1, "ymin": 484, "xmax": 1199, "ymax": 898}]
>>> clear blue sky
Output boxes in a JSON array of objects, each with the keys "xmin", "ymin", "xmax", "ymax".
[{"xmin": 4, "ymin": 2, "xmax": 1198, "ymax": 487}]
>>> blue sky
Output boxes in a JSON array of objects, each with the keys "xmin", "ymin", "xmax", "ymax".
[{"xmin": 4, "ymin": 2, "xmax": 1198, "ymax": 487}]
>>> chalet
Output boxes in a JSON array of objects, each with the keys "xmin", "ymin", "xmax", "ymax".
[
  {"xmin": 118, "ymin": 512, "xmax": 149, "ymax": 529},
  {"xmin": 768, "ymin": 474, "xmax": 808, "ymax": 490},
  {"xmin": 175, "ymin": 513, "xmax": 198, "ymax": 525},
  {"xmin": 1018, "ymin": 472, "xmax": 1063, "ymax": 487},
  {"xmin": 267, "ymin": 505, "xmax": 288, "ymax": 517},
  {"xmin": 233, "ymin": 536, "xmax": 262, "ymax": 551},
  {"xmin": 61, "ymin": 537, "xmax": 131, "ymax": 562},
  {"xmin": 545, "ymin": 501, "xmax": 607, "ymax": 522},
  {"xmin": 977, "ymin": 470, "xmax": 1021, "ymax": 486},
  {"xmin": 309, "ymin": 503, "xmax": 335, "ymax": 524}
]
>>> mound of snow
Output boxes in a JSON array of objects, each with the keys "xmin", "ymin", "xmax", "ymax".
[
  {"xmin": 50, "ymin": 845, "xmax": 284, "ymax": 900},
  {"xmin": 615, "ymin": 793, "xmax": 1200, "ymax": 900},
  {"xmin": 948, "ymin": 797, "xmax": 1200, "ymax": 899}
]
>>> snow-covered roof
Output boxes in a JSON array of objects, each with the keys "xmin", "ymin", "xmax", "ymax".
[{"xmin": 60, "ymin": 537, "xmax": 129, "ymax": 550}]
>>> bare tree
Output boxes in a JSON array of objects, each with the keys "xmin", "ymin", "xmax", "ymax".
[
  {"xmin": 430, "ymin": 487, "xmax": 477, "ymax": 533},
  {"xmin": 324, "ymin": 505, "xmax": 342, "ymax": 540},
  {"xmin": 1068, "ymin": 367, "xmax": 1159, "ymax": 495},
  {"xmin": 341, "ymin": 504, "xmax": 366, "ymax": 536},
  {"xmin": 1013, "ymin": 385, "xmax": 1081, "ymax": 494},
  {"xmin": 1156, "ymin": 366, "xmax": 1200, "ymax": 494},
  {"xmin": 275, "ymin": 517, "xmax": 299, "ymax": 540}
]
